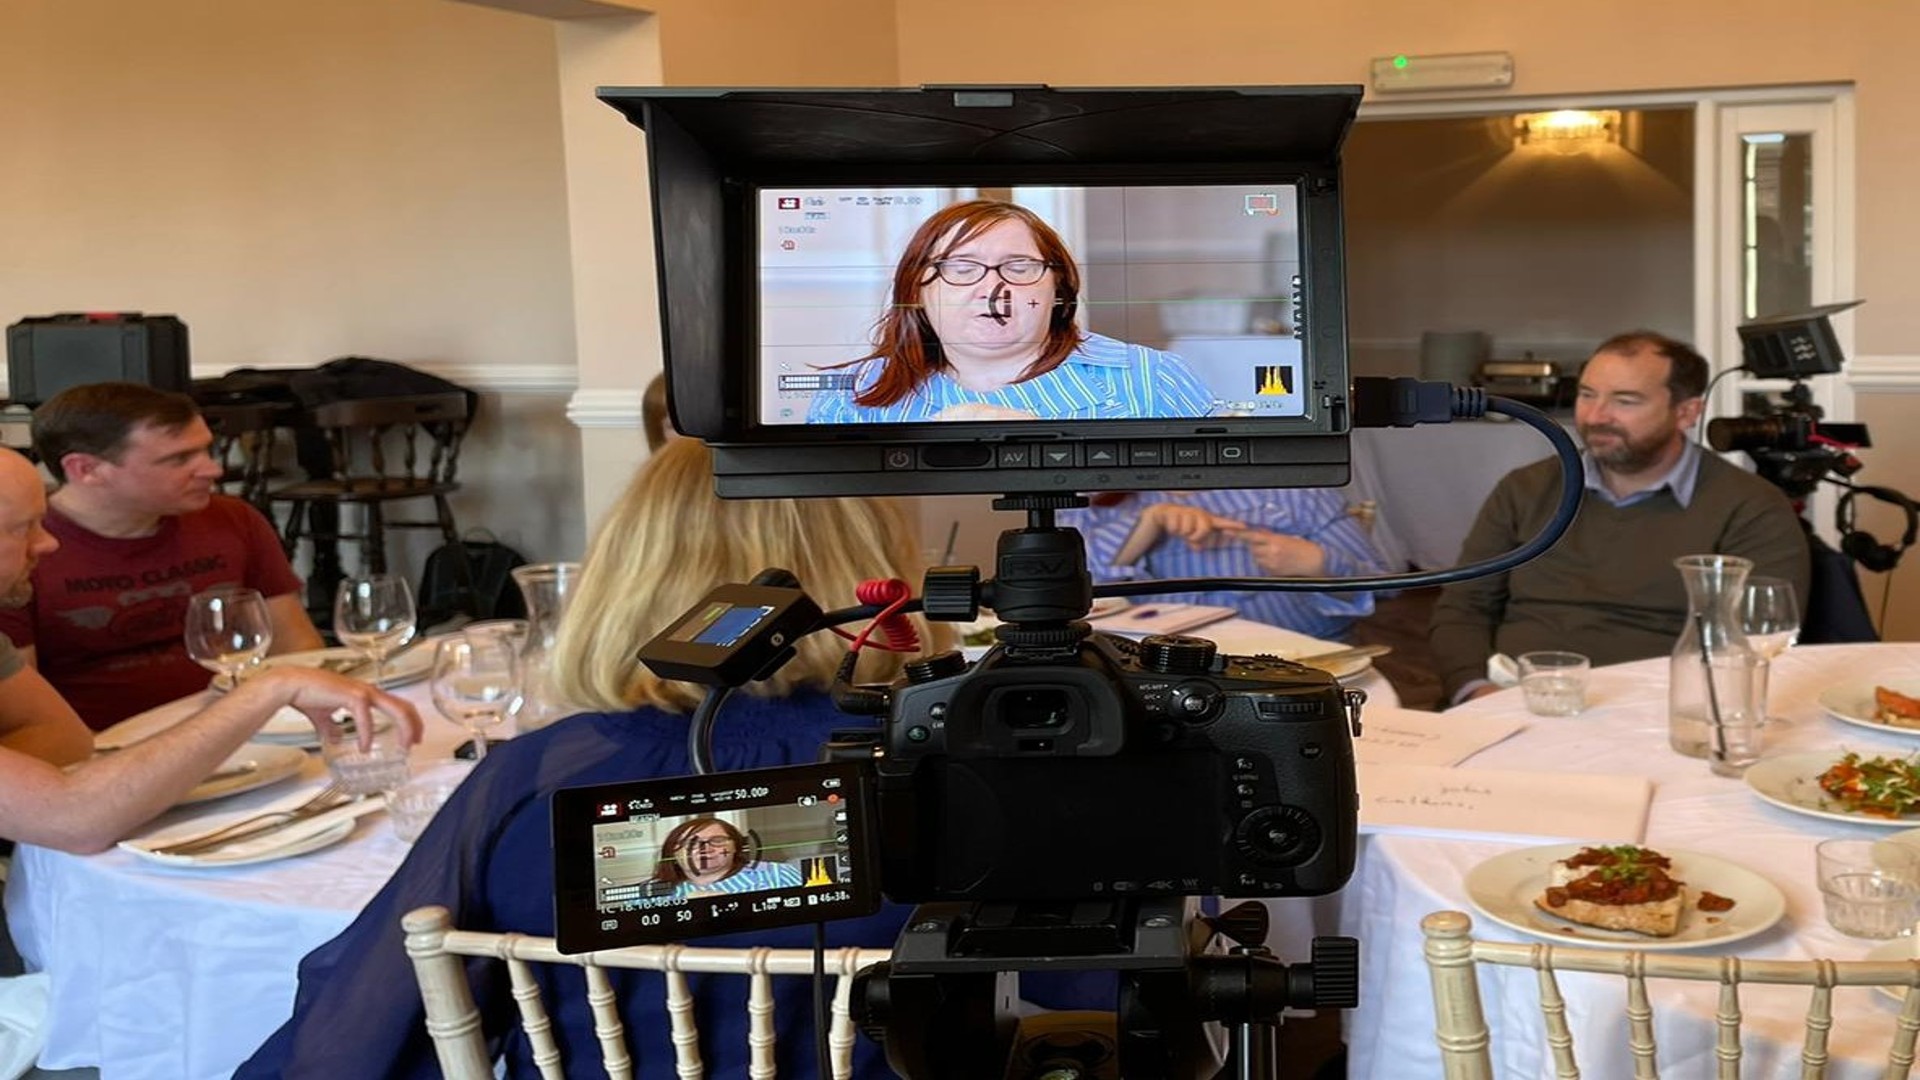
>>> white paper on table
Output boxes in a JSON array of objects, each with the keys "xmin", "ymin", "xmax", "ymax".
[
  {"xmin": 1088, "ymin": 602, "xmax": 1237, "ymax": 637},
  {"xmin": 1351, "ymin": 706, "xmax": 1527, "ymax": 767},
  {"xmin": 1357, "ymin": 761, "xmax": 1652, "ymax": 844}
]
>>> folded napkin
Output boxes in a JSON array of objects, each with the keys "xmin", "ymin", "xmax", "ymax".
[
  {"xmin": 1486, "ymin": 653, "xmax": 1521, "ymax": 688},
  {"xmin": 120, "ymin": 795, "xmax": 384, "ymax": 865}
]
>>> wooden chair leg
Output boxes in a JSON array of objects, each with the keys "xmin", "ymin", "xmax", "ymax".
[
  {"xmin": 365, "ymin": 501, "xmax": 388, "ymax": 576},
  {"xmin": 402, "ymin": 906, "xmax": 494, "ymax": 1080},
  {"xmin": 1423, "ymin": 911, "xmax": 1495, "ymax": 1080},
  {"xmin": 435, "ymin": 494, "xmax": 480, "ymax": 617}
]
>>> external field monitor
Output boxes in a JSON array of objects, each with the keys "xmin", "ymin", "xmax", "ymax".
[{"xmin": 597, "ymin": 85, "xmax": 1363, "ymax": 498}]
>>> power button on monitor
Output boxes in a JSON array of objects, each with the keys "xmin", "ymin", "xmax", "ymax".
[{"xmin": 882, "ymin": 448, "xmax": 916, "ymax": 470}]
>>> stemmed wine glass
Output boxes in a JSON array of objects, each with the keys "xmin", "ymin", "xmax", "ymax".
[
  {"xmin": 184, "ymin": 587, "xmax": 274, "ymax": 688},
  {"xmin": 333, "ymin": 575, "xmax": 418, "ymax": 686},
  {"xmin": 1741, "ymin": 576, "xmax": 1802, "ymax": 726},
  {"xmin": 430, "ymin": 631, "xmax": 520, "ymax": 761}
]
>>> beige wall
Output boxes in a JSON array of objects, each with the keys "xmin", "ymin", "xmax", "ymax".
[
  {"xmin": 1345, "ymin": 110, "xmax": 1694, "ymax": 377},
  {"xmin": 641, "ymin": 0, "xmax": 899, "ymax": 85},
  {"xmin": 892, "ymin": 0, "xmax": 1920, "ymax": 358},
  {"xmin": 9, "ymin": 0, "xmax": 1919, "ymax": 627},
  {"xmin": 1, "ymin": 0, "xmax": 586, "ymax": 568}
]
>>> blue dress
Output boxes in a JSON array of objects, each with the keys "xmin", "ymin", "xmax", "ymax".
[{"xmin": 236, "ymin": 693, "xmax": 912, "ymax": 1079}]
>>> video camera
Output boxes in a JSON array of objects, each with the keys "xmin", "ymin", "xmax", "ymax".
[
  {"xmin": 544, "ymin": 84, "xmax": 1585, "ymax": 1079},
  {"xmin": 1706, "ymin": 301, "xmax": 1870, "ymax": 499}
]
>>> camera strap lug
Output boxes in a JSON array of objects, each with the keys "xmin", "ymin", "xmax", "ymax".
[{"xmin": 1342, "ymin": 687, "xmax": 1367, "ymax": 738}]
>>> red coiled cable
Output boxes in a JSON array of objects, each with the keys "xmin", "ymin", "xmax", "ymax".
[{"xmin": 837, "ymin": 578, "xmax": 920, "ymax": 654}]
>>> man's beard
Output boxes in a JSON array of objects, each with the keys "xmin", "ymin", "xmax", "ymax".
[
  {"xmin": 1580, "ymin": 423, "xmax": 1673, "ymax": 474},
  {"xmin": 1, "ymin": 579, "xmax": 29, "ymax": 608}
]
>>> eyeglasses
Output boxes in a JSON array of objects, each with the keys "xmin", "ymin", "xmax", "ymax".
[
  {"xmin": 682, "ymin": 836, "xmax": 736, "ymax": 853},
  {"xmin": 926, "ymin": 257, "xmax": 1052, "ymax": 287}
]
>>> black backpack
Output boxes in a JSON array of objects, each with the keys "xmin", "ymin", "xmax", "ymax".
[{"xmin": 419, "ymin": 530, "xmax": 529, "ymax": 627}]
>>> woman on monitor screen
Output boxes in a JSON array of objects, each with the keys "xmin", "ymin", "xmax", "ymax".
[
  {"xmin": 650, "ymin": 816, "xmax": 804, "ymax": 898},
  {"xmin": 806, "ymin": 198, "xmax": 1219, "ymax": 423}
]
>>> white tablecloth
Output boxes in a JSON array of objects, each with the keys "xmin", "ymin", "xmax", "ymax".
[
  {"xmin": 7, "ymin": 622, "xmax": 1395, "ymax": 1079},
  {"xmin": 1344, "ymin": 642, "xmax": 1920, "ymax": 1079},
  {"xmin": 6, "ymin": 677, "xmax": 472, "ymax": 1080}
]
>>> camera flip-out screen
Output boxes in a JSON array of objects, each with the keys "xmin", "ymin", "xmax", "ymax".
[{"xmin": 552, "ymin": 761, "xmax": 880, "ymax": 954}]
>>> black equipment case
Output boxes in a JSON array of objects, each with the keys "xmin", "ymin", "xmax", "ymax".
[{"xmin": 5, "ymin": 312, "xmax": 191, "ymax": 405}]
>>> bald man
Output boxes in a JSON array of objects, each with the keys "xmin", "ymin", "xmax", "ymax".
[{"xmin": 0, "ymin": 448, "xmax": 422, "ymax": 853}]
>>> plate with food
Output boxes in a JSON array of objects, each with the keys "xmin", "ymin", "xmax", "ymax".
[
  {"xmin": 1819, "ymin": 679, "xmax": 1920, "ymax": 736},
  {"xmin": 1746, "ymin": 751, "xmax": 1920, "ymax": 827},
  {"xmin": 1464, "ymin": 843, "xmax": 1786, "ymax": 950}
]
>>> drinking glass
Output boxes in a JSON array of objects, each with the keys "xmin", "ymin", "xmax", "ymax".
[
  {"xmin": 320, "ymin": 711, "xmax": 412, "ymax": 796},
  {"xmin": 184, "ymin": 587, "xmax": 273, "ymax": 687},
  {"xmin": 334, "ymin": 575, "xmax": 418, "ymax": 685},
  {"xmin": 430, "ymin": 633, "xmax": 520, "ymax": 761},
  {"xmin": 1741, "ymin": 576, "xmax": 1801, "ymax": 726}
]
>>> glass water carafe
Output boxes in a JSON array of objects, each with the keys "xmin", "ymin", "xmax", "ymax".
[
  {"xmin": 1669, "ymin": 554, "xmax": 1766, "ymax": 766},
  {"xmin": 507, "ymin": 562, "xmax": 581, "ymax": 734}
]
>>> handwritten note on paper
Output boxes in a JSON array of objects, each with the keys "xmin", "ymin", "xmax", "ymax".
[
  {"xmin": 1357, "ymin": 762, "xmax": 1652, "ymax": 845},
  {"xmin": 1351, "ymin": 706, "xmax": 1528, "ymax": 768}
]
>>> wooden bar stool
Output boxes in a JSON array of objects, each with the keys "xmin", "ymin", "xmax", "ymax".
[{"xmin": 270, "ymin": 393, "xmax": 474, "ymax": 612}]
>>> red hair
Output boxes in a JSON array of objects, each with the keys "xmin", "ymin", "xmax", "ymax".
[
  {"xmin": 649, "ymin": 817, "xmax": 749, "ymax": 885},
  {"xmin": 845, "ymin": 200, "xmax": 1085, "ymax": 408}
]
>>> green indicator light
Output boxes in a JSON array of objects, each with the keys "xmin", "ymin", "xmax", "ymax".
[{"xmin": 1393, "ymin": 55, "xmax": 1409, "ymax": 69}]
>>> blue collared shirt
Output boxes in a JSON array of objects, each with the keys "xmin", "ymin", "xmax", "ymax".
[
  {"xmin": 1061, "ymin": 488, "xmax": 1390, "ymax": 641},
  {"xmin": 1584, "ymin": 439, "xmax": 1703, "ymax": 508},
  {"xmin": 806, "ymin": 332, "xmax": 1218, "ymax": 422}
]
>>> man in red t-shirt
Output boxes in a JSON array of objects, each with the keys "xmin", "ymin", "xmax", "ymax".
[
  {"xmin": 0, "ymin": 447, "xmax": 420, "ymax": 853},
  {"xmin": 0, "ymin": 383, "xmax": 326, "ymax": 729}
]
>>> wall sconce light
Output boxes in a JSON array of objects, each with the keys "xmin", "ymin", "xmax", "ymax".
[{"xmin": 1513, "ymin": 109, "xmax": 1621, "ymax": 149}]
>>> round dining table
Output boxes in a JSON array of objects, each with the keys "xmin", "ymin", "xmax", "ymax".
[
  {"xmin": 6, "ymin": 619, "xmax": 1395, "ymax": 1080},
  {"xmin": 1342, "ymin": 642, "xmax": 1920, "ymax": 1080}
]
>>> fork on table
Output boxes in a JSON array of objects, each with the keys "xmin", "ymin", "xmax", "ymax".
[{"xmin": 148, "ymin": 782, "xmax": 352, "ymax": 857}]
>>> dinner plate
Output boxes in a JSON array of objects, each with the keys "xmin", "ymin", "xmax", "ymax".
[
  {"xmin": 213, "ymin": 644, "xmax": 434, "ymax": 692},
  {"xmin": 249, "ymin": 703, "xmax": 400, "ymax": 749},
  {"xmin": 1745, "ymin": 751, "xmax": 1920, "ymax": 828},
  {"xmin": 177, "ymin": 743, "xmax": 307, "ymax": 806},
  {"xmin": 1863, "ymin": 938, "xmax": 1920, "ymax": 1004},
  {"xmin": 1464, "ymin": 843, "xmax": 1788, "ymax": 950},
  {"xmin": 1819, "ymin": 678, "xmax": 1920, "ymax": 737},
  {"xmin": 120, "ymin": 798, "xmax": 384, "ymax": 868}
]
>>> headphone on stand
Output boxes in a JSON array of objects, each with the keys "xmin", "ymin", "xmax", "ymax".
[{"xmin": 1836, "ymin": 484, "xmax": 1920, "ymax": 573}]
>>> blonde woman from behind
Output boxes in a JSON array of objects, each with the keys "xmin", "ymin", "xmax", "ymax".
[{"xmin": 240, "ymin": 437, "xmax": 945, "ymax": 1080}]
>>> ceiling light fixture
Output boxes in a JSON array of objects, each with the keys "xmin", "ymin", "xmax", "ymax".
[{"xmin": 1513, "ymin": 109, "xmax": 1621, "ymax": 148}]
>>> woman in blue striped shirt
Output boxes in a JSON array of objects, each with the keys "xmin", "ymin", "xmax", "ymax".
[
  {"xmin": 652, "ymin": 816, "xmax": 805, "ymax": 898},
  {"xmin": 1064, "ymin": 489, "xmax": 1389, "ymax": 641},
  {"xmin": 806, "ymin": 199, "xmax": 1218, "ymax": 423}
]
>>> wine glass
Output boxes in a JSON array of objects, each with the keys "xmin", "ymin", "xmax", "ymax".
[
  {"xmin": 430, "ymin": 632, "xmax": 520, "ymax": 761},
  {"xmin": 333, "ymin": 575, "xmax": 418, "ymax": 685},
  {"xmin": 184, "ymin": 587, "xmax": 273, "ymax": 687},
  {"xmin": 1741, "ymin": 576, "xmax": 1801, "ymax": 726}
]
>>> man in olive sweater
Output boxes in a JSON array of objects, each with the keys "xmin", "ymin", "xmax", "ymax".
[{"xmin": 1430, "ymin": 331, "xmax": 1810, "ymax": 704}]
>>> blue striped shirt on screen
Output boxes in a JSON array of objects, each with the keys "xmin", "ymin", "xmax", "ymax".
[
  {"xmin": 1062, "ymin": 488, "xmax": 1390, "ymax": 641},
  {"xmin": 805, "ymin": 332, "xmax": 1218, "ymax": 423}
]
